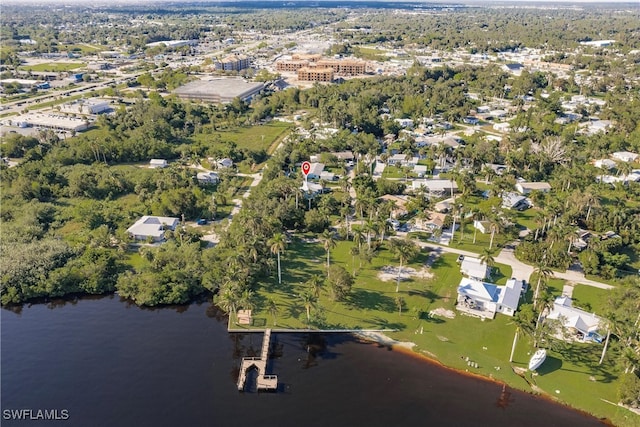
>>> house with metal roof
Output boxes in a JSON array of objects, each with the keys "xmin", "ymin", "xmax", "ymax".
[
  {"xmin": 127, "ymin": 216, "xmax": 179, "ymax": 242},
  {"xmin": 456, "ymin": 277, "xmax": 524, "ymax": 319},
  {"xmin": 545, "ymin": 296, "xmax": 604, "ymax": 343}
]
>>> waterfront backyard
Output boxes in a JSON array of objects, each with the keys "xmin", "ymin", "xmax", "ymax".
[{"xmin": 228, "ymin": 237, "xmax": 637, "ymax": 426}]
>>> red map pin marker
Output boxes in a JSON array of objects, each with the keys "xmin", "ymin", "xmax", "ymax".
[{"xmin": 301, "ymin": 161, "xmax": 311, "ymax": 176}]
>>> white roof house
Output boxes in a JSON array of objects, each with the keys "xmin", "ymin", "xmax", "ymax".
[
  {"xmin": 149, "ymin": 159, "xmax": 168, "ymax": 168},
  {"xmin": 127, "ymin": 216, "xmax": 179, "ymax": 242},
  {"xmin": 594, "ymin": 159, "xmax": 617, "ymax": 169},
  {"xmin": 515, "ymin": 182, "xmax": 551, "ymax": 194},
  {"xmin": 412, "ymin": 179, "xmax": 458, "ymax": 197},
  {"xmin": 456, "ymin": 277, "xmax": 524, "ymax": 319},
  {"xmin": 196, "ymin": 171, "xmax": 219, "ymax": 184},
  {"xmin": 502, "ymin": 192, "xmax": 528, "ymax": 210},
  {"xmin": 307, "ymin": 162, "xmax": 325, "ymax": 180},
  {"xmin": 395, "ymin": 118, "xmax": 414, "ymax": 128},
  {"xmin": 545, "ymin": 296, "xmax": 604, "ymax": 343},
  {"xmin": 217, "ymin": 158, "xmax": 234, "ymax": 169},
  {"xmin": 611, "ymin": 151, "xmax": 639, "ymax": 163},
  {"xmin": 460, "ymin": 257, "xmax": 490, "ymax": 281},
  {"xmin": 413, "ymin": 165, "xmax": 428, "ymax": 176}
]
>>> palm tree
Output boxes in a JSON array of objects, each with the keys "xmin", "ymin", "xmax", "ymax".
[
  {"xmin": 364, "ymin": 218, "xmax": 376, "ymax": 249},
  {"xmin": 352, "ymin": 225, "xmax": 365, "ymax": 251},
  {"xmin": 582, "ymin": 191, "xmax": 598, "ymax": 223},
  {"xmin": 482, "ymin": 165, "xmax": 496, "ymax": 184},
  {"xmin": 488, "ymin": 220, "xmax": 500, "ymax": 250},
  {"xmin": 340, "ymin": 205, "xmax": 351, "ymax": 239},
  {"xmin": 267, "ymin": 297, "xmax": 279, "ymax": 326},
  {"xmin": 533, "ymin": 261, "xmax": 553, "ymax": 306},
  {"xmin": 268, "ymin": 233, "xmax": 287, "ymax": 284},
  {"xmin": 215, "ymin": 286, "xmax": 241, "ymax": 322},
  {"xmin": 239, "ymin": 289, "xmax": 255, "ymax": 311},
  {"xmin": 480, "ymin": 248, "xmax": 496, "ymax": 278},
  {"xmin": 306, "ymin": 274, "xmax": 324, "ymax": 299},
  {"xmin": 321, "ymin": 230, "xmax": 337, "ymax": 277},
  {"xmin": 349, "ymin": 245, "xmax": 360, "ymax": 276},
  {"xmin": 395, "ymin": 295, "xmax": 405, "ymax": 316},
  {"xmin": 300, "ymin": 291, "xmax": 318, "ymax": 327},
  {"xmin": 390, "ymin": 238, "xmax": 419, "ymax": 292}
]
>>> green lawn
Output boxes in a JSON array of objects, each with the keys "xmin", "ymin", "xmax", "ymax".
[
  {"xmin": 571, "ymin": 284, "xmax": 611, "ymax": 315},
  {"xmin": 381, "ymin": 165, "xmax": 413, "ymax": 179},
  {"xmin": 446, "ymin": 222, "xmax": 511, "ymax": 254},
  {"xmin": 20, "ymin": 62, "xmax": 84, "ymax": 72},
  {"xmin": 513, "ymin": 208, "xmax": 539, "ymax": 231}
]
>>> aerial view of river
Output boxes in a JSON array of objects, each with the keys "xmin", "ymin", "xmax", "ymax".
[{"xmin": 1, "ymin": 295, "xmax": 606, "ymax": 427}]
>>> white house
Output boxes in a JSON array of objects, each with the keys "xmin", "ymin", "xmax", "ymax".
[
  {"xmin": 412, "ymin": 179, "xmax": 458, "ymax": 197},
  {"xmin": 414, "ymin": 212, "xmax": 446, "ymax": 232},
  {"xmin": 149, "ymin": 159, "xmax": 168, "ymax": 168},
  {"xmin": 413, "ymin": 165, "xmax": 428, "ymax": 177},
  {"xmin": 611, "ymin": 151, "xmax": 639, "ymax": 163},
  {"xmin": 502, "ymin": 192, "xmax": 529, "ymax": 210},
  {"xmin": 307, "ymin": 162, "xmax": 325, "ymax": 180},
  {"xmin": 395, "ymin": 118, "xmax": 414, "ymax": 128},
  {"xmin": 473, "ymin": 220, "xmax": 490, "ymax": 234},
  {"xmin": 196, "ymin": 171, "xmax": 219, "ymax": 184},
  {"xmin": 594, "ymin": 159, "xmax": 617, "ymax": 169},
  {"xmin": 456, "ymin": 277, "xmax": 524, "ymax": 319},
  {"xmin": 515, "ymin": 182, "xmax": 551, "ymax": 195},
  {"xmin": 127, "ymin": 215, "xmax": 179, "ymax": 242},
  {"xmin": 493, "ymin": 122, "xmax": 511, "ymax": 132},
  {"xmin": 460, "ymin": 257, "xmax": 490, "ymax": 281},
  {"xmin": 217, "ymin": 158, "xmax": 234, "ymax": 169},
  {"xmin": 545, "ymin": 296, "xmax": 604, "ymax": 343}
]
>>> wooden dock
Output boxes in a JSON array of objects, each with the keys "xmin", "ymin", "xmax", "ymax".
[{"xmin": 237, "ymin": 329, "xmax": 278, "ymax": 391}]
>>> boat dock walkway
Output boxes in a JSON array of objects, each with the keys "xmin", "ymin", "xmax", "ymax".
[{"xmin": 237, "ymin": 329, "xmax": 278, "ymax": 391}]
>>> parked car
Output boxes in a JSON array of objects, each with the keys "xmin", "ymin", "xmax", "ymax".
[{"xmin": 196, "ymin": 218, "xmax": 208, "ymax": 225}]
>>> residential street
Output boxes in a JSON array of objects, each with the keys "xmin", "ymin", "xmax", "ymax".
[{"xmin": 395, "ymin": 232, "xmax": 613, "ymax": 295}]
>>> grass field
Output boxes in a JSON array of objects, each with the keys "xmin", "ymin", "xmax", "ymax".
[
  {"xmin": 571, "ymin": 284, "xmax": 611, "ymax": 315},
  {"xmin": 444, "ymin": 222, "xmax": 511, "ymax": 254},
  {"xmin": 195, "ymin": 121, "xmax": 292, "ymax": 154},
  {"xmin": 20, "ymin": 62, "xmax": 84, "ymax": 72}
]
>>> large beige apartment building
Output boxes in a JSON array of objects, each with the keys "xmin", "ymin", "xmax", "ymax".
[
  {"xmin": 317, "ymin": 59, "xmax": 366, "ymax": 75},
  {"xmin": 276, "ymin": 60, "xmax": 309, "ymax": 72},
  {"xmin": 276, "ymin": 54, "xmax": 367, "ymax": 80},
  {"xmin": 215, "ymin": 54, "xmax": 250, "ymax": 71},
  {"xmin": 297, "ymin": 67, "xmax": 334, "ymax": 82}
]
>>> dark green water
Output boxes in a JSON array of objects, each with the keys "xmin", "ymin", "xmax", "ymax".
[{"xmin": 1, "ymin": 295, "xmax": 606, "ymax": 426}]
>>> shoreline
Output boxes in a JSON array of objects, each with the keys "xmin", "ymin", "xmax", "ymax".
[{"xmin": 355, "ymin": 330, "xmax": 617, "ymax": 427}]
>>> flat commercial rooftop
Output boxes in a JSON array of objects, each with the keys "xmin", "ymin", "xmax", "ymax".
[{"xmin": 174, "ymin": 78, "xmax": 264, "ymax": 103}]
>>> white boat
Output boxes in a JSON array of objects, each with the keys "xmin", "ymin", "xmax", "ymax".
[{"xmin": 528, "ymin": 349, "xmax": 547, "ymax": 371}]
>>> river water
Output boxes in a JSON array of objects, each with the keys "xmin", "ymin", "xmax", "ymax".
[{"xmin": 1, "ymin": 296, "xmax": 606, "ymax": 427}]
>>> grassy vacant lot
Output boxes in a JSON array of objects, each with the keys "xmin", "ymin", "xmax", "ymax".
[
  {"xmin": 444, "ymin": 222, "xmax": 511, "ymax": 254},
  {"xmin": 231, "ymin": 236, "xmax": 635, "ymax": 426},
  {"xmin": 20, "ymin": 62, "xmax": 84, "ymax": 72},
  {"xmin": 195, "ymin": 121, "xmax": 292, "ymax": 154}
]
